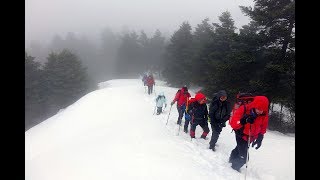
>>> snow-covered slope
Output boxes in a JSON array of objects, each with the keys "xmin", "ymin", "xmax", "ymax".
[{"xmin": 25, "ymin": 79, "xmax": 295, "ymax": 180}]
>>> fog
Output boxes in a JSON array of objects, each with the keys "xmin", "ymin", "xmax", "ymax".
[
  {"xmin": 25, "ymin": 0, "xmax": 255, "ymax": 83},
  {"xmin": 26, "ymin": 0, "xmax": 253, "ymax": 46}
]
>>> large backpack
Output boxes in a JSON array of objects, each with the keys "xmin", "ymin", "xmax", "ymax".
[{"xmin": 231, "ymin": 92, "xmax": 255, "ymax": 117}]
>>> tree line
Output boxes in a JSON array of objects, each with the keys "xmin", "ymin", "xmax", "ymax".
[
  {"xmin": 162, "ymin": 0, "xmax": 295, "ymax": 133},
  {"xmin": 25, "ymin": 0, "xmax": 294, "ymax": 133}
]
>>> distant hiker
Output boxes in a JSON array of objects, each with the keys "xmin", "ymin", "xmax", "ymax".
[
  {"xmin": 146, "ymin": 74, "xmax": 155, "ymax": 95},
  {"xmin": 142, "ymin": 73, "xmax": 148, "ymax": 86},
  {"xmin": 229, "ymin": 96, "xmax": 269, "ymax": 172},
  {"xmin": 187, "ymin": 92, "xmax": 210, "ymax": 139},
  {"xmin": 170, "ymin": 85, "xmax": 191, "ymax": 125},
  {"xmin": 208, "ymin": 90, "xmax": 231, "ymax": 151},
  {"xmin": 155, "ymin": 92, "xmax": 167, "ymax": 115},
  {"xmin": 183, "ymin": 97, "xmax": 195, "ymax": 133}
]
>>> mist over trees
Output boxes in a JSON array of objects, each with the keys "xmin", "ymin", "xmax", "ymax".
[
  {"xmin": 25, "ymin": 50, "xmax": 92, "ymax": 131},
  {"xmin": 25, "ymin": 53, "xmax": 46, "ymax": 129},
  {"xmin": 116, "ymin": 30, "xmax": 166, "ymax": 77},
  {"xmin": 26, "ymin": 0, "xmax": 294, "ymax": 133}
]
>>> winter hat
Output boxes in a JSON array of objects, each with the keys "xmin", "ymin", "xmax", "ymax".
[
  {"xmin": 217, "ymin": 90, "xmax": 227, "ymax": 98},
  {"xmin": 195, "ymin": 93, "xmax": 206, "ymax": 101}
]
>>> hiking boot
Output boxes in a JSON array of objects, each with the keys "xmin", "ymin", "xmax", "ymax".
[
  {"xmin": 231, "ymin": 164, "xmax": 241, "ymax": 172},
  {"xmin": 183, "ymin": 127, "xmax": 188, "ymax": 133},
  {"xmin": 209, "ymin": 145, "xmax": 216, "ymax": 151},
  {"xmin": 200, "ymin": 135, "xmax": 207, "ymax": 140}
]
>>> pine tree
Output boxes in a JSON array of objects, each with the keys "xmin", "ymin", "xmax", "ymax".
[
  {"xmin": 138, "ymin": 30, "xmax": 151, "ymax": 71},
  {"xmin": 25, "ymin": 52, "xmax": 46, "ymax": 130},
  {"xmin": 191, "ymin": 18, "xmax": 214, "ymax": 85},
  {"xmin": 149, "ymin": 29, "xmax": 166, "ymax": 74},
  {"xmin": 43, "ymin": 49, "xmax": 90, "ymax": 114},
  {"xmin": 100, "ymin": 28, "xmax": 120, "ymax": 80},
  {"xmin": 204, "ymin": 11, "xmax": 239, "ymax": 97},
  {"xmin": 240, "ymin": 0, "xmax": 295, "ymax": 111},
  {"xmin": 163, "ymin": 22, "xmax": 194, "ymax": 86},
  {"xmin": 116, "ymin": 31, "xmax": 143, "ymax": 77}
]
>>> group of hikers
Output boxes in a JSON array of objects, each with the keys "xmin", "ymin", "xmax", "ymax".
[
  {"xmin": 142, "ymin": 73, "xmax": 155, "ymax": 95},
  {"xmin": 141, "ymin": 73, "xmax": 269, "ymax": 172}
]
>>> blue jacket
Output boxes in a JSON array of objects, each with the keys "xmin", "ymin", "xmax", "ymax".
[{"xmin": 155, "ymin": 94, "xmax": 167, "ymax": 108}]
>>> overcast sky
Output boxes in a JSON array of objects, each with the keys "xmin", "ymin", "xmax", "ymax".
[{"xmin": 25, "ymin": 0, "xmax": 254, "ymax": 46}]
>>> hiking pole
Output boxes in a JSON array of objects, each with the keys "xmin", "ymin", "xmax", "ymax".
[
  {"xmin": 166, "ymin": 105, "xmax": 173, "ymax": 125},
  {"xmin": 163, "ymin": 105, "xmax": 167, "ymax": 111},
  {"xmin": 153, "ymin": 106, "xmax": 157, "ymax": 115},
  {"xmin": 244, "ymin": 124, "xmax": 251, "ymax": 180}
]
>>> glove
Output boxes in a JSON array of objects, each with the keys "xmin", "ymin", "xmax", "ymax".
[
  {"xmin": 171, "ymin": 101, "xmax": 175, "ymax": 106},
  {"xmin": 240, "ymin": 114, "xmax": 249, "ymax": 125},
  {"xmin": 240, "ymin": 109, "xmax": 257, "ymax": 125},
  {"xmin": 252, "ymin": 134, "xmax": 263, "ymax": 149},
  {"xmin": 185, "ymin": 113, "xmax": 191, "ymax": 121},
  {"xmin": 247, "ymin": 109, "xmax": 257, "ymax": 124}
]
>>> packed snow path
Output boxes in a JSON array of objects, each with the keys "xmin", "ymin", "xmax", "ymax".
[{"xmin": 25, "ymin": 79, "xmax": 294, "ymax": 180}]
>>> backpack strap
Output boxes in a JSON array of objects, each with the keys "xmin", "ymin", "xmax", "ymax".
[{"xmin": 185, "ymin": 97, "xmax": 190, "ymax": 112}]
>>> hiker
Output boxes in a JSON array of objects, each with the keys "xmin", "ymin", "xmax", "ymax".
[
  {"xmin": 170, "ymin": 85, "xmax": 191, "ymax": 125},
  {"xmin": 155, "ymin": 92, "xmax": 167, "ymax": 115},
  {"xmin": 142, "ymin": 73, "xmax": 148, "ymax": 86},
  {"xmin": 228, "ymin": 95, "xmax": 269, "ymax": 172},
  {"xmin": 187, "ymin": 92, "xmax": 210, "ymax": 139},
  {"xmin": 146, "ymin": 74, "xmax": 155, "ymax": 95},
  {"xmin": 208, "ymin": 90, "xmax": 231, "ymax": 151},
  {"xmin": 183, "ymin": 97, "xmax": 195, "ymax": 133}
]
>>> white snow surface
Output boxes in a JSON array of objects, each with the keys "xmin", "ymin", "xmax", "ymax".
[{"xmin": 25, "ymin": 79, "xmax": 295, "ymax": 180}]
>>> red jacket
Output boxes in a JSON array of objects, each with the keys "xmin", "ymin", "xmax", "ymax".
[
  {"xmin": 173, "ymin": 88, "xmax": 191, "ymax": 107},
  {"xmin": 146, "ymin": 76, "xmax": 155, "ymax": 86},
  {"xmin": 229, "ymin": 96, "xmax": 269, "ymax": 142}
]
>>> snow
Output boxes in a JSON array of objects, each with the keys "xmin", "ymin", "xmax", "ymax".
[{"xmin": 25, "ymin": 79, "xmax": 295, "ymax": 180}]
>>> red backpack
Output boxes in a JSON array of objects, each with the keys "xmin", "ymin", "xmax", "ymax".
[{"xmin": 231, "ymin": 92, "xmax": 255, "ymax": 117}]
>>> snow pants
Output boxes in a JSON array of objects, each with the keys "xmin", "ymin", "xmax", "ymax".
[
  {"xmin": 148, "ymin": 85, "xmax": 153, "ymax": 94},
  {"xmin": 229, "ymin": 133, "xmax": 249, "ymax": 171},
  {"xmin": 190, "ymin": 119, "xmax": 210, "ymax": 138},
  {"xmin": 209, "ymin": 123, "xmax": 223, "ymax": 148}
]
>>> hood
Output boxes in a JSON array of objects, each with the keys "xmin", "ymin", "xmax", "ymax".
[
  {"xmin": 217, "ymin": 90, "xmax": 227, "ymax": 98},
  {"xmin": 250, "ymin": 96, "xmax": 269, "ymax": 113}
]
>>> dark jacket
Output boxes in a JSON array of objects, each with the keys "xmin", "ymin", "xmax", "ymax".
[
  {"xmin": 187, "ymin": 101, "xmax": 208, "ymax": 122},
  {"xmin": 209, "ymin": 90, "xmax": 231, "ymax": 124}
]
